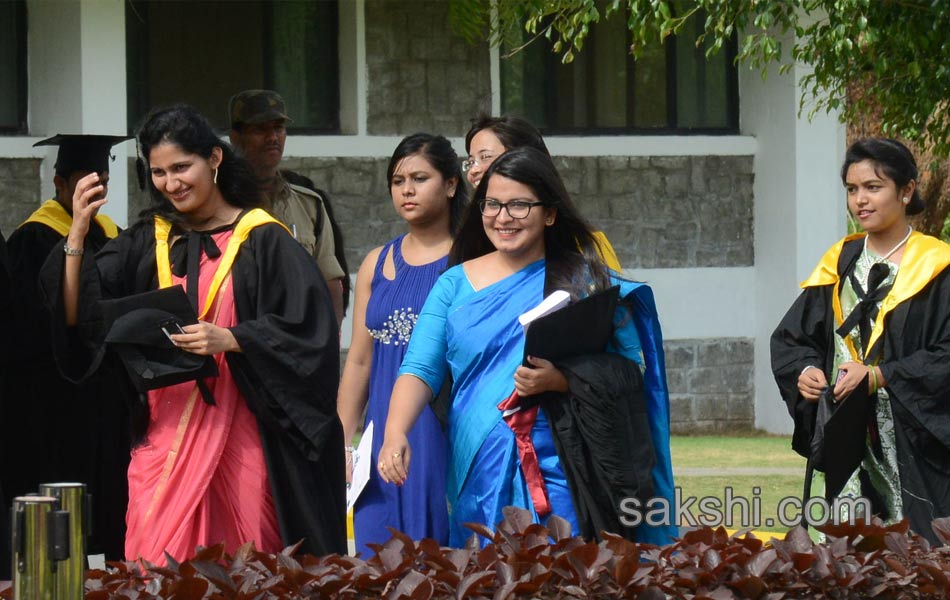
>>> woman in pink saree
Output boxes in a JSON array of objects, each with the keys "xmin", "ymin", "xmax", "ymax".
[{"xmin": 47, "ymin": 105, "xmax": 346, "ymax": 563}]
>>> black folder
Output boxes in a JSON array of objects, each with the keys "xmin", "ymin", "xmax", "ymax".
[
  {"xmin": 522, "ymin": 285, "xmax": 619, "ymax": 365},
  {"xmin": 100, "ymin": 285, "xmax": 218, "ymax": 393}
]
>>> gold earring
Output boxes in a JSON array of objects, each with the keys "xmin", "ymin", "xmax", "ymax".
[{"xmin": 213, "ymin": 168, "xmax": 219, "ymax": 185}]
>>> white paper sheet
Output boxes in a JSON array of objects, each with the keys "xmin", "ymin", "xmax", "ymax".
[{"xmin": 346, "ymin": 420, "xmax": 374, "ymax": 513}]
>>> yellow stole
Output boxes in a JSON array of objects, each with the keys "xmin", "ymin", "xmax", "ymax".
[
  {"xmin": 801, "ymin": 231, "xmax": 950, "ymax": 360},
  {"xmin": 23, "ymin": 199, "xmax": 119, "ymax": 239},
  {"xmin": 153, "ymin": 209, "xmax": 288, "ymax": 320}
]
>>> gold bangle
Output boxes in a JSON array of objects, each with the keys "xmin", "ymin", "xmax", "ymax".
[{"xmin": 869, "ymin": 366, "xmax": 878, "ymax": 393}]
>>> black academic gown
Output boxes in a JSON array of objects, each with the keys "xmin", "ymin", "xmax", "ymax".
[
  {"xmin": 544, "ymin": 353, "xmax": 655, "ymax": 542},
  {"xmin": 0, "ymin": 228, "xmax": 11, "ymax": 579},
  {"xmin": 0, "ymin": 217, "xmax": 130, "ymax": 563},
  {"xmin": 39, "ymin": 216, "xmax": 347, "ymax": 557},
  {"xmin": 771, "ymin": 234, "xmax": 950, "ymax": 544}
]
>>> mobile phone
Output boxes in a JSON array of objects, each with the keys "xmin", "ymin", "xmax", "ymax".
[{"xmin": 159, "ymin": 318, "xmax": 185, "ymax": 342}]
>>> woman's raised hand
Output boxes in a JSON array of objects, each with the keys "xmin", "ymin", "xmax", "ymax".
[
  {"xmin": 66, "ymin": 172, "xmax": 108, "ymax": 249},
  {"xmin": 377, "ymin": 432, "xmax": 411, "ymax": 486}
]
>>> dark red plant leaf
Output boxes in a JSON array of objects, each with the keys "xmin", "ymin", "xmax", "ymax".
[
  {"xmin": 446, "ymin": 547, "xmax": 475, "ymax": 572},
  {"xmin": 275, "ymin": 551, "xmax": 304, "ymax": 576},
  {"xmin": 884, "ymin": 531, "xmax": 911, "ymax": 560},
  {"xmin": 493, "ymin": 581, "xmax": 517, "ymax": 600},
  {"xmin": 932, "ymin": 517, "xmax": 950, "ymax": 546},
  {"xmin": 730, "ymin": 575, "xmax": 767, "ymax": 598},
  {"xmin": 782, "ymin": 526, "xmax": 813, "ymax": 554},
  {"xmin": 376, "ymin": 545, "xmax": 408, "ymax": 573},
  {"xmin": 547, "ymin": 514, "xmax": 573, "ymax": 541},
  {"xmin": 558, "ymin": 584, "xmax": 586, "ymax": 597},
  {"xmin": 636, "ymin": 587, "xmax": 667, "ymax": 600},
  {"xmin": 169, "ymin": 576, "xmax": 210, "ymax": 599},
  {"xmin": 703, "ymin": 548, "xmax": 722, "ymax": 572},
  {"xmin": 701, "ymin": 588, "xmax": 739, "ymax": 600},
  {"xmin": 568, "ymin": 542, "xmax": 600, "ymax": 569},
  {"xmin": 463, "ymin": 520, "xmax": 497, "ymax": 542},
  {"xmin": 387, "ymin": 569, "xmax": 434, "ymax": 600},
  {"xmin": 919, "ymin": 560, "xmax": 950, "ymax": 587},
  {"xmin": 501, "ymin": 505, "xmax": 534, "ymax": 533},
  {"xmin": 790, "ymin": 552, "xmax": 815, "ymax": 572},
  {"xmin": 613, "ymin": 553, "xmax": 641, "ymax": 587},
  {"xmin": 475, "ymin": 545, "xmax": 499, "ymax": 570},
  {"xmin": 193, "ymin": 542, "xmax": 226, "ymax": 563},
  {"xmin": 883, "ymin": 557, "xmax": 908, "ymax": 576},
  {"xmin": 745, "ymin": 548, "xmax": 776, "ymax": 578},
  {"xmin": 495, "ymin": 560, "xmax": 514, "ymax": 585},
  {"xmin": 162, "ymin": 551, "xmax": 181, "ymax": 573},
  {"xmin": 417, "ymin": 539, "xmax": 458, "ymax": 573},
  {"xmin": 682, "ymin": 526, "xmax": 716, "ymax": 546},
  {"xmin": 456, "ymin": 570, "xmax": 495, "ymax": 598},
  {"xmin": 431, "ymin": 569, "xmax": 461, "ymax": 588},
  {"xmin": 191, "ymin": 558, "xmax": 236, "ymax": 592},
  {"xmin": 280, "ymin": 539, "xmax": 304, "ymax": 558}
]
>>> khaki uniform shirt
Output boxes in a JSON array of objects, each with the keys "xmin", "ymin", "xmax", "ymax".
[{"xmin": 267, "ymin": 175, "xmax": 345, "ymax": 282}]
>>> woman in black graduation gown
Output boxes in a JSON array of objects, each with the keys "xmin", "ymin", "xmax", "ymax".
[
  {"xmin": 771, "ymin": 138, "xmax": 950, "ymax": 543},
  {"xmin": 43, "ymin": 105, "xmax": 346, "ymax": 562}
]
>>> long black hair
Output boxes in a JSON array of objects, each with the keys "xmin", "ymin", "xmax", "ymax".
[
  {"xmin": 449, "ymin": 147, "xmax": 610, "ymax": 299},
  {"xmin": 387, "ymin": 133, "xmax": 469, "ymax": 235},
  {"xmin": 137, "ymin": 104, "xmax": 260, "ymax": 223},
  {"xmin": 841, "ymin": 138, "xmax": 924, "ymax": 215}
]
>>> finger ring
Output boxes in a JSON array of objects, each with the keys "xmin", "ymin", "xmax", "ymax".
[{"xmin": 392, "ymin": 452, "xmax": 401, "ymax": 458}]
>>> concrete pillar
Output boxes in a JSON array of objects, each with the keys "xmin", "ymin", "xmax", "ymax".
[
  {"xmin": 742, "ymin": 33, "xmax": 847, "ymax": 433},
  {"xmin": 28, "ymin": 0, "xmax": 130, "ymax": 226}
]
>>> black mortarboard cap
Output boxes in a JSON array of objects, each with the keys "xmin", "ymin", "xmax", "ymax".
[
  {"xmin": 810, "ymin": 374, "xmax": 872, "ymax": 500},
  {"xmin": 33, "ymin": 134, "xmax": 133, "ymax": 177},
  {"xmin": 100, "ymin": 285, "xmax": 218, "ymax": 398}
]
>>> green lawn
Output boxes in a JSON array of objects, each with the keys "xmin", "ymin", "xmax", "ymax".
[
  {"xmin": 671, "ymin": 435, "xmax": 805, "ymax": 469},
  {"xmin": 670, "ymin": 435, "xmax": 807, "ymax": 534}
]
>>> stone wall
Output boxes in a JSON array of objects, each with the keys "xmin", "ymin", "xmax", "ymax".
[
  {"xmin": 556, "ymin": 155, "xmax": 754, "ymax": 268},
  {"xmin": 280, "ymin": 154, "xmax": 754, "ymax": 272},
  {"xmin": 365, "ymin": 0, "xmax": 491, "ymax": 136},
  {"xmin": 0, "ymin": 158, "xmax": 42, "ymax": 235},
  {"xmin": 665, "ymin": 338, "xmax": 755, "ymax": 432}
]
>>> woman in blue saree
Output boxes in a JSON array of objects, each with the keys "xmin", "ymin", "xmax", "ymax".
[{"xmin": 379, "ymin": 147, "xmax": 676, "ymax": 546}]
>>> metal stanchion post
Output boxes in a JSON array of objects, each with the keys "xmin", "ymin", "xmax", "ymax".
[
  {"xmin": 11, "ymin": 495, "xmax": 69, "ymax": 600},
  {"xmin": 39, "ymin": 483, "xmax": 88, "ymax": 600}
]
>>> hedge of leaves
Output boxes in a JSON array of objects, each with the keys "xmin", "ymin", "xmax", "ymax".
[{"xmin": 3, "ymin": 507, "xmax": 950, "ymax": 599}]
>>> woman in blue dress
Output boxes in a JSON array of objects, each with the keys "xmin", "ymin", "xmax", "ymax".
[
  {"xmin": 379, "ymin": 147, "xmax": 676, "ymax": 547},
  {"xmin": 338, "ymin": 134, "xmax": 467, "ymax": 555}
]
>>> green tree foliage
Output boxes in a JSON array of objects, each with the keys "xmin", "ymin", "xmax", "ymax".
[{"xmin": 449, "ymin": 0, "xmax": 950, "ymax": 157}]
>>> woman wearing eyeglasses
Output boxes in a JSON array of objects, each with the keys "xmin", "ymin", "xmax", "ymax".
[
  {"xmin": 772, "ymin": 138, "xmax": 950, "ymax": 544},
  {"xmin": 462, "ymin": 114, "xmax": 622, "ymax": 271},
  {"xmin": 378, "ymin": 147, "xmax": 676, "ymax": 547}
]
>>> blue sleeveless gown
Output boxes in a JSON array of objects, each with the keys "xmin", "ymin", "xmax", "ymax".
[{"xmin": 354, "ymin": 235, "xmax": 449, "ymax": 554}]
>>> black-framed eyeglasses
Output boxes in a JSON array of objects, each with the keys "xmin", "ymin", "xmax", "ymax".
[
  {"xmin": 478, "ymin": 199, "xmax": 545, "ymax": 219},
  {"xmin": 462, "ymin": 154, "xmax": 494, "ymax": 172}
]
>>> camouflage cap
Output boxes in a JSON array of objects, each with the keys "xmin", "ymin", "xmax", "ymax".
[{"xmin": 229, "ymin": 89, "xmax": 292, "ymax": 128}]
